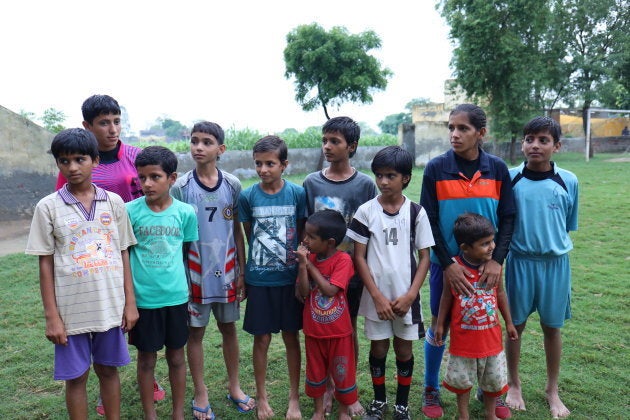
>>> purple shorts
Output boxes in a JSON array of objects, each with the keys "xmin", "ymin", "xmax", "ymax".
[{"xmin": 53, "ymin": 327, "xmax": 130, "ymax": 380}]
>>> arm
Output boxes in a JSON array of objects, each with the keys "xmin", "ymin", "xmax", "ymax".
[
  {"xmin": 353, "ymin": 241, "xmax": 395, "ymax": 320},
  {"xmin": 233, "ymin": 208, "xmax": 247, "ymax": 302},
  {"xmin": 295, "ymin": 245, "xmax": 311, "ymax": 301},
  {"xmin": 242, "ymin": 221, "xmax": 252, "ymax": 247},
  {"xmin": 39, "ymin": 255, "xmax": 67, "ymax": 345},
  {"xmin": 479, "ymin": 214, "xmax": 515, "ymax": 289},
  {"xmin": 392, "ymin": 247, "xmax": 430, "ymax": 317},
  {"xmin": 434, "ymin": 278, "xmax": 453, "ymax": 346},
  {"xmin": 496, "ymin": 281, "xmax": 518, "ymax": 341},
  {"xmin": 120, "ymin": 249, "xmax": 139, "ymax": 332}
]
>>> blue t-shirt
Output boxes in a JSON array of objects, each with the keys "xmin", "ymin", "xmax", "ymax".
[
  {"xmin": 238, "ymin": 180, "xmax": 307, "ymax": 287},
  {"xmin": 126, "ymin": 197, "xmax": 198, "ymax": 308}
]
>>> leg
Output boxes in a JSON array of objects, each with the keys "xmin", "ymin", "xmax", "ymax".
[
  {"xmin": 505, "ymin": 323, "xmax": 526, "ymax": 411},
  {"xmin": 393, "ymin": 338, "xmax": 414, "ymax": 408},
  {"xmin": 345, "ymin": 315, "xmax": 364, "ymax": 416},
  {"xmin": 93, "ymin": 363, "xmax": 121, "ymax": 419},
  {"xmin": 187, "ymin": 326, "xmax": 213, "ymax": 419},
  {"xmin": 166, "ymin": 347, "xmax": 187, "ymax": 420},
  {"xmin": 311, "ymin": 396, "xmax": 326, "ymax": 420},
  {"xmin": 424, "ymin": 264, "xmax": 447, "ymax": 418},
  {"xmin": 137, "ymin": 351, "xmax": 158, "ymax": 420},
  {"xmin": 253, "ymin": 334, "xmax": 274, "ymax": 420},
  {"xmin": 219, "ymin": 321, "xmax": 256, "ymax": 411},
  {"xmin": 482, "ymin": 391, "xmax": 498, "ymax": 420},
  {"xmin": 541, "ymin": 323, "xmax": 570, "ymax": 418},
  {"xmin": 65, "ymin": 369, "xmax": 89, "ymax": 420},
  {"xmin": 455, "ymin": 391, "xmax": 471, "ymax": 420},
  {"xmin": 282, "ymin": 330, "xmax": 302, "ymax": 420}
]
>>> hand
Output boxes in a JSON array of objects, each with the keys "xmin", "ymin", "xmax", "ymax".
[
  {"xmin": 391, "ymin": 292, "xmax": 414, "ymax": 318},
  {"xmin": 236, "ymin": 274, "xmax": 246, "ymax": 302},
  {"xmin": 296, "ymin": 244, "xmax": 309, "ymax": 263},
  {"xmin": 122, "ymin": 304, "xmax": 139, "ymax": 333},
  {"xmin": 478, "ymin": 259, "xmax": 502, "ymax": 289},
  {"xmin": 435, "ymin": 326, "xmax": 444, "ymax": 346},
  {"xmin": 45, "ymin": 315, "xmax": 68, "ymax": 346},
  {"xmin": 444, "ymin": 263, "xmax": 475, "ymax": 297},
  {"xmin": 373, "ymin": 293, "xmax": 395, "ymax": 321},
  {"xmin": 506, "ymin": 323, "xmax": 519, "ymax": 341}
]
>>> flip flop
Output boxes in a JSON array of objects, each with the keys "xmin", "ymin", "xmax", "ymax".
[
  {"xmin": 192, "ymin": 399, "xmax": 215, "ymax": 420},
  {"xmin": 227, "ymin": 393, "xmax": 256, "ymax": 413}
]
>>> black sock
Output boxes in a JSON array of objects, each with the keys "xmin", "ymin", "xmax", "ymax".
[
  {"xmin": 369, "ymin": 353, "xmax": 387, "ymax": 402},
  {"xmin": 395, "ymin": 357, "xmax": 414, "ymax": 407}
]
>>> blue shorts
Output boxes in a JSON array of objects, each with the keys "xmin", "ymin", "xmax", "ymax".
[
  {"xmin": 429, "ymin": 262, "xmax": 445, "ymax": 317},
  {"xmin": 129, "ymin": 303, "xmax": 189, "ymax": 352},
  {"xmin": 54, "ymin": 327, "xmax": 130, "ymax": 380},
  {"xmin": 243, "ymin": 284, "xmax": 303, "ymax": 335},
  {"xmin": 505, "ymin": 253, "xmax": 571, "ymax": 328}
]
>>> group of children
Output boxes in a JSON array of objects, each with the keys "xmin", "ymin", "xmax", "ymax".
[{"xmin": 26, "ymin": 95, "xmax": 577, "ymax": 420}]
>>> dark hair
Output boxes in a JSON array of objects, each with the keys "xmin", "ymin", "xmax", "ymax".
[
  {"xmin": 81, "ymin": 94, "xmax": 121, "ymax": 124},
  {"xmin": 371, "ymin": 146, "xmax": 413, "ymax": 189},
  {"xmin": 191, "ymin": 121, "xmax": 225, "ymax": 145},
  {"xmin": 453, "ymin": 213, "xmax": 495, "ymax": 246},
  {"xmin": 50, "ymin": 128, "xmax": 99, "ymax": 160},
  {"xmin": 306, "ymin": 209, "xmax": 347, "ymax": 246},
  {"xmin": 523, "ymin": 116, "xmax": 562, "ymax": 143},
  {"xmin": 135, "ymin": 146, "xmax": 178, "ymax": 175},
  {"xmin": 322, "ymin": 116, "xmax": 360, "ymax": 157},
  {"xmin": 449, "ymin": 104, "xmax": 487, "ymax": 131},
  {"xmin": 253, "ymin": 135, "xmax": 288, "ymax": 161}
]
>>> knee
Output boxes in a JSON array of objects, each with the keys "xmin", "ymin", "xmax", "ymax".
[
  {"xmin": 217, "ymin": 321, "xmax": 236, "ymax": 337},
  {"xmin": 137, "ymin": 352, "xmax": 157, "ymax": 372},
  {"xmin": 166, "ymin": 348, "xmax": 186, "ymax": 369},
  {"xmin": 93, "ymin": 364, "xmax": 118, "ymax": 380}
]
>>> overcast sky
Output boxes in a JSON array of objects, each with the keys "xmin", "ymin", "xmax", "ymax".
[{"xmin": 1, "ymin": 0, "xmax": 453, "ymax": 134}]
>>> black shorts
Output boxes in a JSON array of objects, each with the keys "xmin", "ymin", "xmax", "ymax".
[
  {"xmin": 129, "ymin": 303, "xmax": 189, "ymax": 352},
  {"xmin": 243, "ymin": 284, "xmax": 303, "ymax": 335}
]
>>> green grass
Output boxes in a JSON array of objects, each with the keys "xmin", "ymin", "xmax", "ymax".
[{"xmin": 0, "ymin": 152, "xmax": 628, "ymax": 419}]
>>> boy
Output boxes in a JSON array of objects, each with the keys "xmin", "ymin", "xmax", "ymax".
[
  {"xmin": 238, "ymin": 135, "xmax": 306, "ymax": 420},
  {"xmin": 296, "ymin": 209, "xmax": 361, "ymax": 420},
  {"xmin": 171, "ymin": 121, "xmax": 255, "ymax": 419},
  {"xmin": 434, "ymin": 213, "xmax": 518, "ymax": 420},
  {"xmin": 25, "ymin": 128, "xmax": 138, "ymax": 419},
  {"xmin": 347, "ymin": 146, "xmax": 434, "ymax": 420},
  {"xmin": 126, "ymin": 146, "xmax": 198, "ymax": 420},
  {"xmin": 505, "ymin": 116, "xmax": 578, "ymax": 419},
  {"xmin": 303, "ymin": 116, "xmax": 377, "ymax": 415}
]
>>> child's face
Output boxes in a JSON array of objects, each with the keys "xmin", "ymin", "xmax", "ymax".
[
  {"xmin": 462, "ymin": 234, "xmax": 495, "ymax": 265},
  {"xmin": 522, "ymin": 130, "xmax": 560, "ymax": 170},
  {"xmin": 137, "ymin": 165, "xmax": 176, "ymax": 205},
  {"xmin": 322, "ymin": 130, "xmax": 355, "ymax": 163},
  {"xmin": 56, "ymin": 153, "xmax": 99, "ymax": 187},
  {"xmin": 374, "ymin": 167, "xmax": 409, "ymax": 198},
  {"xmin": 302, "ymin": 222, "xmax": 329, "ymax": 256},
  {"xmin": 190, "ymin": 132, "xmax": 225, "ymax": 165},
  {"xmin": 448, "ymin": 112, "xmax": 486, "ymax": 159},
  {"xmin": 253, "ymin": 151, "xmax": 287, "ymax": 186},
  {"xmin": 83, "ymin": 113, "xmax": 122, "ymax": 152}
]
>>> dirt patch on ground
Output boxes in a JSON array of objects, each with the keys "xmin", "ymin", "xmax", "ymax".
[
  {"xmin": 605, "ymin": 157, "xmax": 630, "ymax": 162},
  {"xmin": 0, "ymin": 218, "xmax": 31, "ymax": 257}
]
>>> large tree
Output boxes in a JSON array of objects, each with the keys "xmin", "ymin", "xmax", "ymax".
[{"xmin": 284, "ymin": 23, "xmax": 392, "ymax": 120}]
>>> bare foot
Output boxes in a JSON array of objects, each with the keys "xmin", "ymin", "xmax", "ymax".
[
  {"xmin": 323, "ymin": 388, "xmax": 334, "ymax": 415},
  {"xmin": 286, "ymin": 397, "xmax": 302, "ymax": 420},
  {"xmin": 347, "ymin": 400, "xmax": 365, "ymax": 417},
  {"xmin": 310, "ymin": 413, "xmax": 326, "ymax": 420},
  {"xmin": 506, "ymin": 386, "xmax": 526, "ymax": 411},
  {"xmin": 547, "ymin": 391, "xmax": 570, "ymax": 418},
  {"xmin": 256, "ymin": 398, "xmax": 275, "ymax": 420}
]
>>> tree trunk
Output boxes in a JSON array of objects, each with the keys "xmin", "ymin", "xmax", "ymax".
[
  {"xmin": 509, "ymin": 134, "xmax": 516, "ymax": 165},
  {"xmin": 582, "ymin": 101, "xmax": 594, "ymax": 158}
]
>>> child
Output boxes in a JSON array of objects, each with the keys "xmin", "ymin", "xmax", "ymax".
[
  {"xmin": 504, "ymin": 116, "xmax": 578, "ymax": 419},
  {"xmin": 126, "ymin": 146, "xmax": 198, "ymax": 420},
  {"xmin": 347, "ymin": 146, "xmax": 434, "ymax": 420},
  {"xmin": 171, "ymin": 121, "xmax": 255, "ymax": 419},
  {"xmin": 238, "ymin": 135, "xmax": 307, "ymax": 420},
  {"xmin": 25, "ymin": 128, "xmax": 138, "ymax": 419},
  {"xmin": 296, "ymin": 209, "xmax": 361, "ymax": 420},
  {"xmin": 434, "ymin": 213, "xmax": 518, "ymax": 420},
  {"xmin": 420, "ymin": 103, "xmax": 516, "ymax": 418}
]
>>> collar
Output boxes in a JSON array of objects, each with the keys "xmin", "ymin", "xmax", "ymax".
[
  {"xmin": 58, "ymin": 184, "xmax": 107, "ymax": 205},
  {"xmin": 444, "ymin": 147, "xmax": 490, "ymax": 175}
]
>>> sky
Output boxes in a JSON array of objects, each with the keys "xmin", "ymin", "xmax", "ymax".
[{"xmin": 1, "ymin": 1, "xmax": 453, "ymax": 135}]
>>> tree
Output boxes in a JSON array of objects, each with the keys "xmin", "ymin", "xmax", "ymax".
[
  {"xmin": 405, "ymin": 97, "xmax": 432, "ymax": 111},
  {"xmin": 378, "ymin": 113, "xmax": 412, "ymax": 135},
  {"xmin": 161, "ymin": 118, "xmax": 188, "ymax": 141},
  {"xmin": 284, "ymin": 23, "xmax": 392, "ymax": 120},
  {"xmin": 40, "ymin": 108, "xmax": 66, "ymax": 133}
]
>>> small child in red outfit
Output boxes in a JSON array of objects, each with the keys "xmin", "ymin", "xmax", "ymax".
[{"xmin": 296, "ymin": 209, "xmax": 359, "ymax": 420}]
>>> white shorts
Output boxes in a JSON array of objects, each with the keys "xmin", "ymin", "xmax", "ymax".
[
  {"xmin": 363, "ymin": 317, "xmax": 420, "ymax": 341},
  {"xmin": 188, "ymin": 300, "xmax": 240, "ymax": 327}
]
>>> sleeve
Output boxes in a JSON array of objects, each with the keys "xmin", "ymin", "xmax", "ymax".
[
  {"xmin": 328, "ymin": 253, "xmax": 354, "ymax": 291},
  {"xmin": 295, "ymin": 185, "xmax": 308, "ymax": 220},
  {"xmin": 182, "ymin": 205, "xmax": 199, "ymax": 242},
  {"xmin": 238, "ymin": 190, "xmax": 252, "ymax": 222},
  {"xmin": 111, "ymin": 194, "xmax": 137, "ymax": 250},
  {"xmin": 492, "ymin": 162, "xmax": 516, "ymax": 264},
  {"xmin": 346, "ymin": 204, "xmax": 370, "ymax": 245},
  {"xmin": 414, "ymin": 207, "xmax": 436, "ymax": 250},
  {"xmin": 302, "ymin": 173, "xmax": 315, "ymax": 215},
  {"xmin": 24, "ymin": 200, "xmax": 55, "ymax": 255},
  {"xmin": 567, "ymin": 175, "xmax": 579, "ymax": 231},
  {"xmin": 419, "ymin": 164, "xmax": 453, "ymax": 268}
]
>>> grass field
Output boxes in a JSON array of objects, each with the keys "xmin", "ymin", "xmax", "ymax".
[{"xmin": 0, "ymin": 152, "xmax": 628, "ymax": 419}]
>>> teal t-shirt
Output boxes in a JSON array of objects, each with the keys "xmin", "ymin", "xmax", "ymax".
[{"xmin": 126, "ymin": 197, "xmax": 198, "ymax": 308}]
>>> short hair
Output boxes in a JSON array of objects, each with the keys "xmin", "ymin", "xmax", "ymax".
[
  {"xmin": 135, "ymin": 146, "xmax": 178, "ymax": 175},
  {"xmin": 322, "ymin": 116, "xmax": 361, "ymax": 157},
  {"xmin": 453, "ymin": 213, "xmax": 495, "ymax": 246},
  {"xmin": 523, "ymin": 116, "xmax": 562, "ymax": 143},
  {"xmin": 450, "ymin": 104, "xmax": 487, "ymax": 131},
  {"xmin": 50, "ymin": 128, "xmax": 99, "ymax": 160},
  {"xmin": 306, "ymin": 209, "xmax": 347, "ymax": 246},
  {"xmin": 253, "ymin": 135, "xmax": 288, "ymax": 161},
  {"xmin": 371, "ymin": 146, "xmax": 413, "ymax": 189},
  {"xmin": 81, "ymin": 94, "xmax": 121, "ymax": 124},
  {"xmin": 191, "ymin": 121, "xmax": 225, "ymax": 145}
]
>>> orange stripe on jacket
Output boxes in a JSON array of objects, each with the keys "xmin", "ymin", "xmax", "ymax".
[{"xmin": 436, "ymin": 177, "xmax": 502, "ymax": 201}]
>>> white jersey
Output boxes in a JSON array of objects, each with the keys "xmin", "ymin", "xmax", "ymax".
[{"xmin": 346, "ymin": 196, "xmax": 434, "ymax": 324}]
